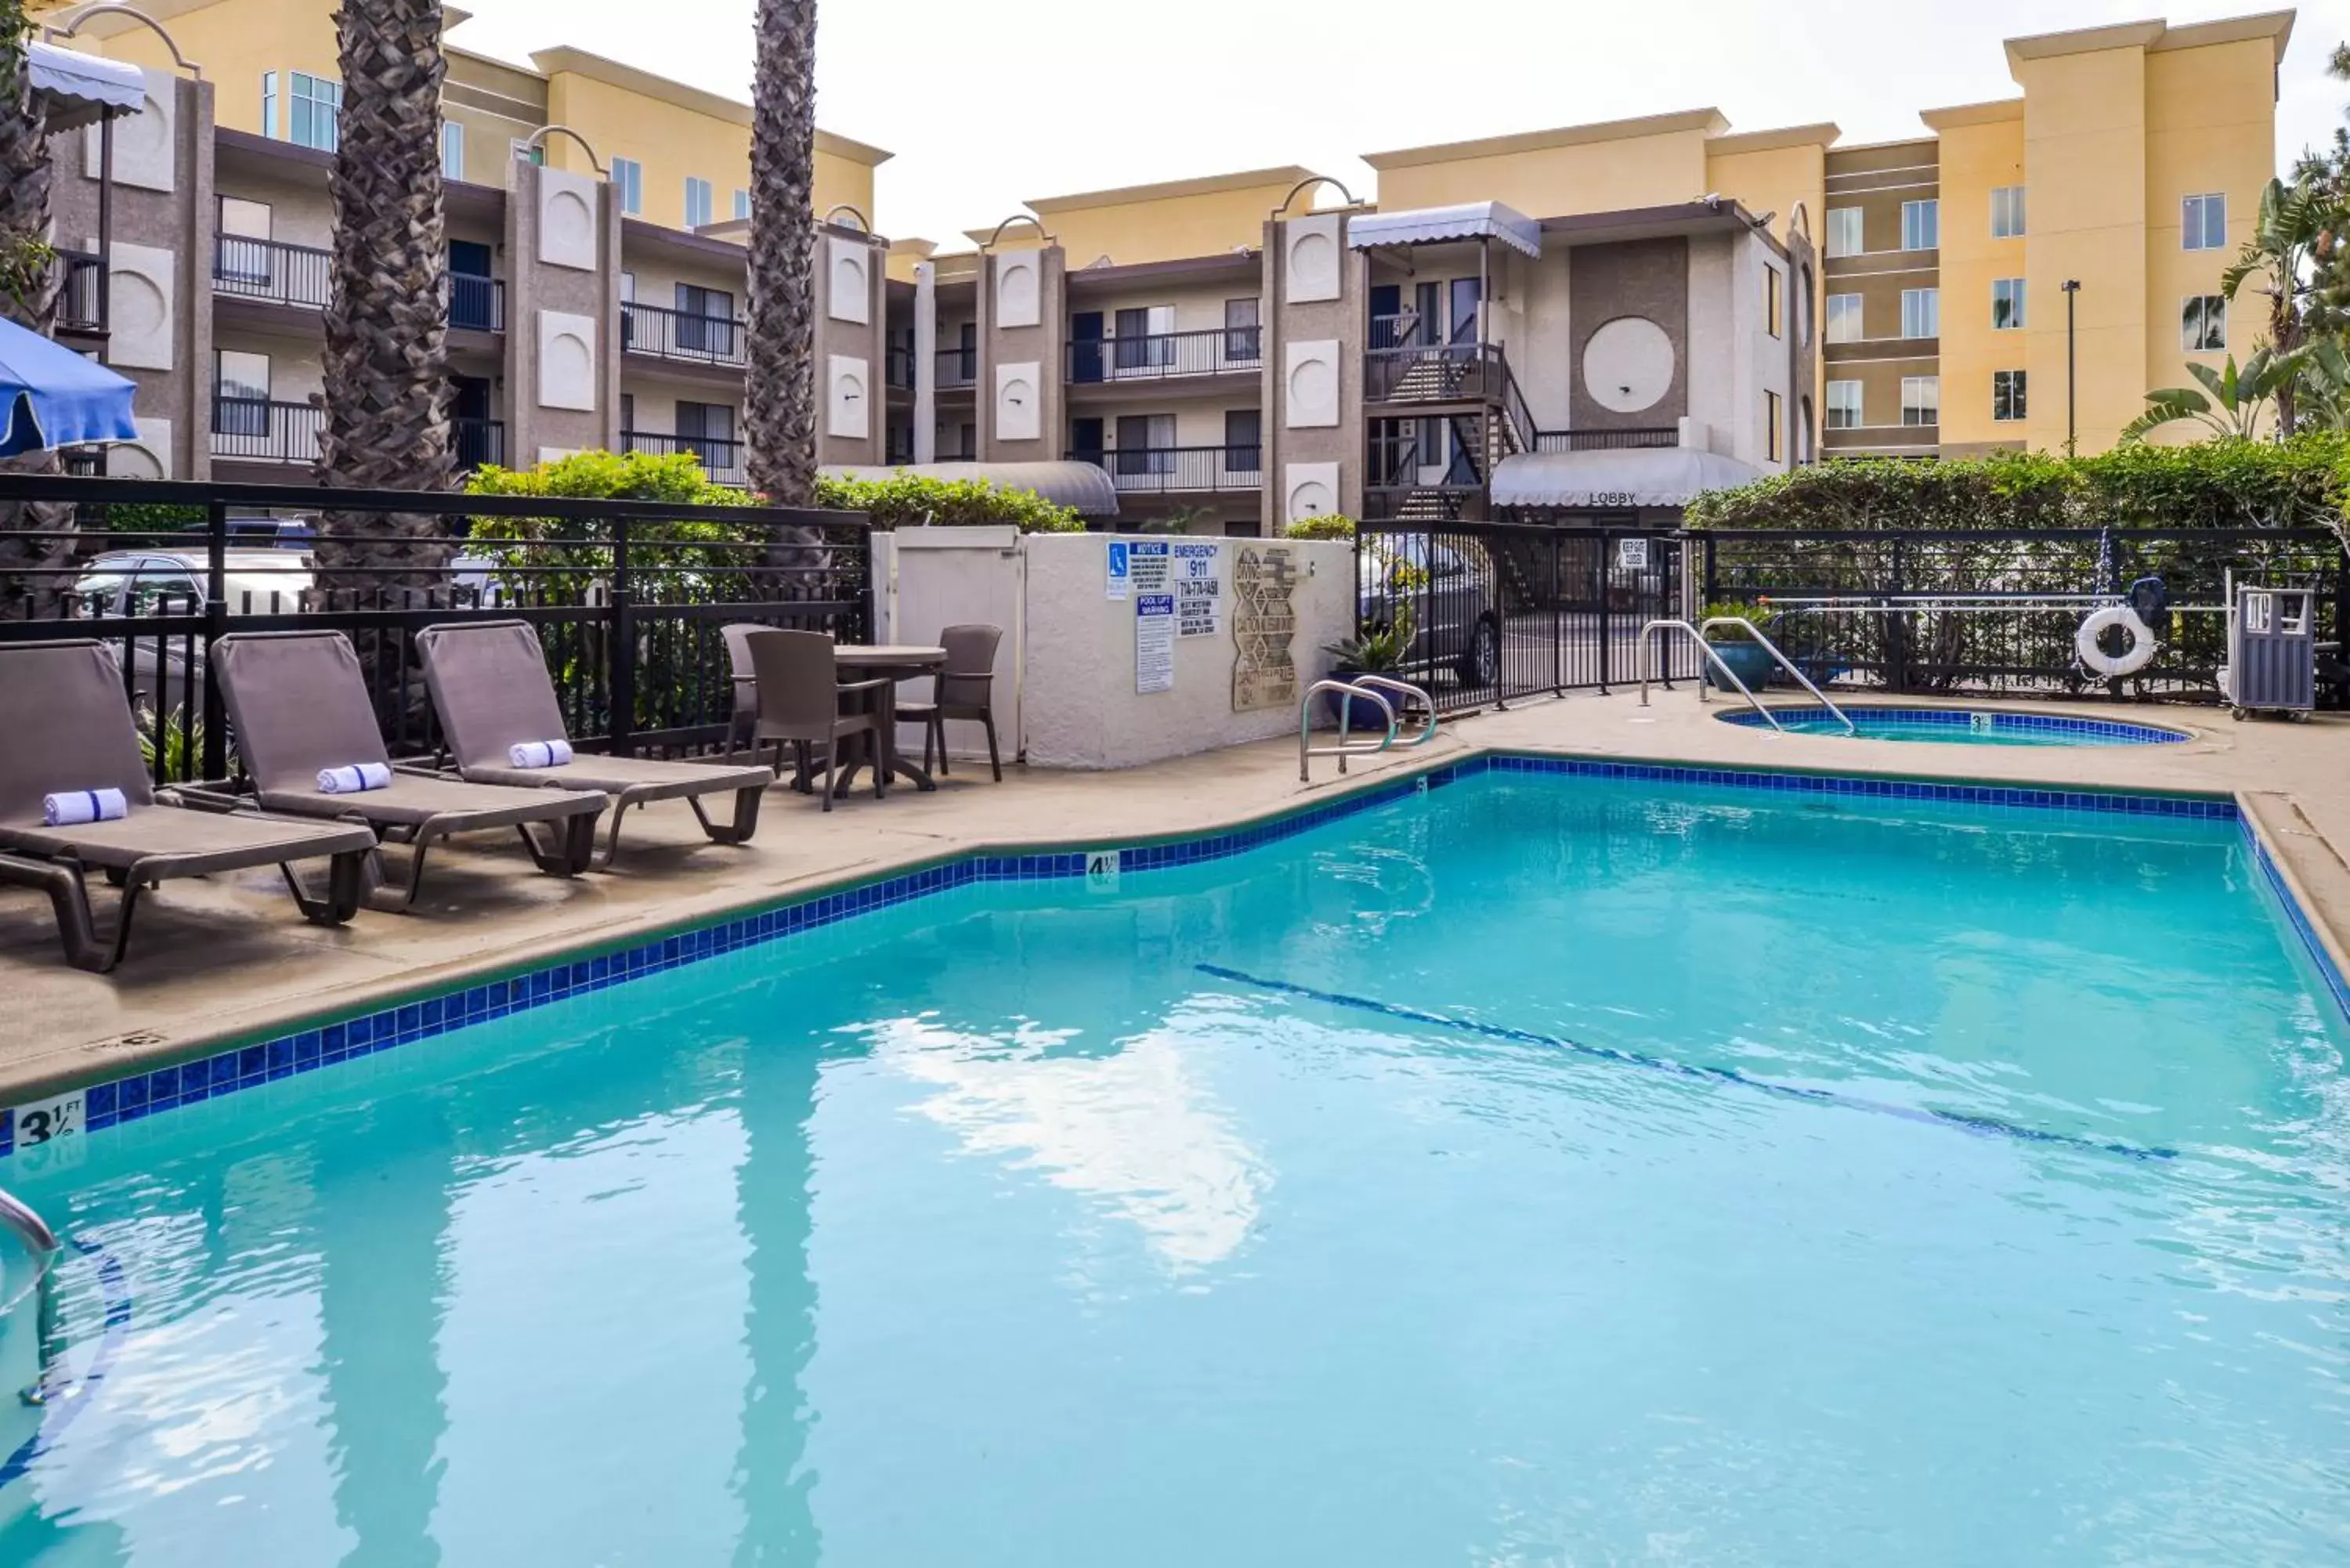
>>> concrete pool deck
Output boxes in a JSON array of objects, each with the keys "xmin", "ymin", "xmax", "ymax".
[{"xmin": 4, "ymin": 688, "xmax": 2346, "ymax": 1104}]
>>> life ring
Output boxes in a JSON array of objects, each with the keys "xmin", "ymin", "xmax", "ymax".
[{"xmin": 2076, "ymin": 604, "xmax": 2157, "ymax": 677}]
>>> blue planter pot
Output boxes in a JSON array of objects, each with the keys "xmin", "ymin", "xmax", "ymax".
[{"xmin": 1705, "ymin": 640, "xmax": 1777, "ymax": 692}]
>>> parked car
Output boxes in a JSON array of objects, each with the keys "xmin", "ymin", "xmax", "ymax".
[
  {"xmin": 1358, "ymin": 533, "xmax": 1502, "ymax": 688},
  {"xmin": 73, "ymin": 548, "xmax": 315, "ymax": 715}
]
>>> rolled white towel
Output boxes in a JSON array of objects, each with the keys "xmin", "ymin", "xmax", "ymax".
[
  {"xmin": 42, "ymin": 788, "xmax": 128, "ymax": 827},
  {"xmin": 508, "ymin": 739, "xmax": 574, "ymax": 769},
  {"xmin": 316, "ymin": 762, "xmax": 392, "ymax": 794}
]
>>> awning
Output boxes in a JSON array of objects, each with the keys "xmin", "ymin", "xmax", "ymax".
[
  {"xmin": 1490, "ymin": 446, "xmax": 1762, "ymax": 510},
  {"xmin": 28, "ymin": 42, "xmax": 146, "ymax": 131},
  {"xmin": 1349, "ymin": 201, "xmax": 1542, "ymax": 260},
  {"xmin": 0, "ymin": 316, "xmax": 139, "ymax": 457},
  {"xmin": 822, "ymin": 461, "xmax": 1121, "ymax": 517}
]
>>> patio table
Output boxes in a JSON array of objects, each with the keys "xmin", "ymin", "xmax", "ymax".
[{"xmin": 832, "ymin": 645, "xmax": 948, "ymax": 793}]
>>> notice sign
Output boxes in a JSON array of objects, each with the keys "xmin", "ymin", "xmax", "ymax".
[
  {"xmin": 1128, "ymin": 540, "xmax": 1172, "ymax": 594},
  {"xmin": 1106, "ymin": 540, "xmax": 1132, "ymax": 600},
  {"xmin": 1136, "ymin": 593, "xmax": 1177, "ymax": 692},
  {"xmin": 1173, "ymin": 540, "xmax": 1221, "ymax": 637},
  {"xmin": 1617, "ymin": 537, "xmax": 1650, "ymax": 571}
]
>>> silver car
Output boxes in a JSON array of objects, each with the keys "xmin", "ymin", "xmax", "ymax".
[{"xmin": 73, "ymin": 548, "xmax": 315, "ymax": 714}]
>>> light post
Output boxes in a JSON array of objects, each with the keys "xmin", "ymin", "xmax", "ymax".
[{"xmin": 2060, "ymin": 279, "xmax": 2081, "ymax": 456}]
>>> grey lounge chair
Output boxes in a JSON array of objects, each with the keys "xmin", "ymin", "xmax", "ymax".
[
  {"xmin": 211, "ymin": 630, "xmax": 609, "ymax": 909},
  {"xmin": 414, "ymin": 620, "xmax": 770, "ymax": 868},
  {"xmin": 0, "ymin": 639, "xmax": 376, "ymax": 972},
  {"xmin": 740, "ymin": 628, "xmax": 890, "ymax": 811},
  {"xmin": 895, "ymin": 623, "xmax": 1005, "ymax": 782}
]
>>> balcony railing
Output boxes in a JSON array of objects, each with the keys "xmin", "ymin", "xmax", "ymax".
[
  {"xmin": 53, "ymin": 249, "xmax": 103, "ymax": 334},
  {"xmin": 1068, "ymin": 327, "xmax": 1260, "ymax": 385},
  {"xmin": 445, "ymin": 273, "xmax": 506, "ymax": 334},
  {"xmin": 210, "ymin": 396, "xmax": 321, "ymax": 464},
  {"xmin": 622, "ymin": 302, "xmax": 748, "ymax": 367},
  {"xmin": 1068, "ymin": 444, "xmax": 1263, "ymax": 493},
  {"xmin": 624, "ymin": 428, "xmax": 746, "ymax": 486},
  {"xmin": 453, "ymin": 417, "xmax": 506, "ymax": 471},
  {"xmin": 936, "ymin": 345, "xmax": 976, "ymax": 389},
  {"xmin": 1365, "ymin": 339, "xmax": 1508, "ymax": 405},
  {"xmin": 1534, "ymin": 428, "xmax": 1678, "ymax": 453},
  {"xmin": 213, "ymin": 235, "xmax": 333, "ymax": 309},
  {"xmin": 885, "ymin": 345, "xmax": 915, "ymax": 391}
]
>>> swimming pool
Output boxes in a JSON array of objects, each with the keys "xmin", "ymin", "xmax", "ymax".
[
  {"xmin": 1719, "ymin": 704, "xmax": 2193, "ymax": 746},
  {"xmin": 2, "ymin": 761, "xmax": 2345, "ymax": 1565}
]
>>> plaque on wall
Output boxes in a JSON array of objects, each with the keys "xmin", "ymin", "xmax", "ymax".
[{"xmin": 1231, "ymin": 544, "xmax": 1300, "ymax": 712}]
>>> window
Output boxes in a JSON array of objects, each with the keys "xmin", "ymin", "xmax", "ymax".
[
  {"xmin": 1224, "ymin": 408, "xmax": 1261, "ymax": 472},
  {"xmin": 1764, "ymin": 389, "xmax": 1783, "ymax": 463},
  {"xmin": 732, "ymin": 188, "xmax": 750, "ymax": 221},
  {"xmin": 676, "ymin": 283, "xmax": 736, "ymax": 357},
  {"xmin": 2182, "ymin": 193, "xmax": 2226, "ymax": 251},
  {"xmin": 620, "ymin": 392, "xmax": 635, "ymax": 432},
  {"xmin": 1901, "ymin": 199, "xmax": 1939, "ymax": 251},
  {"xmin": 1826, "ymin": 208, "xmax": 1864, "ymax": 258},
  {"xmin": 1825, "ymin": 292, "xmax": 1864, "ymax": 343},
  {"xmin": 1765, "ymin": 266, "xmax": 1784, "ymax": 339},
  {"xmin": 684, "ymin": 176, "xmax": 714, "ymax": 229},
  {"xmin": 610, "ymin": 157, "xmax": 643, "ymax": 216},
  {"xmin": 1991, "ymin": 277, "xmax": 2026, "ymax": 331},
  {"xmin": 1826, "ymin": 380, "xmax": 1862, "ymax": 429},
  {"xmin": 213, "ymin": 349, "xmax": 272, "ymax": 439},
  {"xmin": 216, "ymin": 197, "xmax": 273, "ymax": 286},
  {"xmin": 1993, "ymin": 370, "xmax": 2027, "ymax": 422},
  {"xmin": 288, "ymin": 71, "xmax": 341, "ymax": 153},
  {"xmin": 1900, "ymin": 287, "xmax": 1940, "ymax": 339},
  {"xmin": 1990, "ymin": 186, "xmax": 2026, "ymax": 239},
  {"xmin": 1901, "ymin": 375, "xmax": 1940, "ymax": 427},
  {"xmin": 2182, "ymin": 294, "xmax": 2226, "ymax": 352},
  {"xmin": 440, "ymin": 121, "xmax": 465, "ymax": 182},
  {"xmin": 260, "ymin": 71, "xmax": 278, "ymax": 139},
  {"xmin": 1224, "ymin": 296, "xmax": 1260, "ymax": 362},
  {"xmin": 510, "ymin": 137, "xmax": 544, "ymax": 167}
]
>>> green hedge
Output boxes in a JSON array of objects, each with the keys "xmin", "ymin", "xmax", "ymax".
[
  {"xmin": 815, "ymin": 471, "xmax": 1085, "ymax": 533},
  {"xmin": 1283, "ymin": 513, "xmax": 1356, "ymax": 540},
  {"xmin": 1684, "ymin": 435, "xmax": 2350, "ymax": 540}
]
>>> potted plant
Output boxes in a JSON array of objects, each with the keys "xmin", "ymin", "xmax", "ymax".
[
  {"xmin": 1701, "ymin": 600, "xmax": 1778, "ymax": 692},
  {"xmin": 1323, "ymin": 605, "xmax": 1418, "ymax": 732}
]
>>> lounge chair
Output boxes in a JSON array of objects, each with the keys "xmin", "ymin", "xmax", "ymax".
[
  {"xmin": 738, "ymin": 628, "xmax": 890, "ymax": 811},
  {"xmin": 414, "ymin": 620, "xmax": 770, "ymax": 867},
  {"xmin": 895, "ymin": 623, "xmax": 1005, "ymax": 783},
  {"xmin": 210, "ymin": 630, "xmax": 609, "ymax": 909},
  {"xmin": 0, "ymin": 639, "xmax": 377, "ymax": 972}
]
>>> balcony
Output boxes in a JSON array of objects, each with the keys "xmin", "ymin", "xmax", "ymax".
[
  {"xmin": 885, "ymin": 345, "xmax": 915, "ymax": 391},
  {"xmin": 444, "ymin": 273, "xmax": 506, "ymax": 334},
  {"xmin": 1068, "ymin": 445, "xmax": 1263, "ymax": 495},
  {"xmin": 211, "ymin": 396, "xmax": 320, "ymax": 464},
  {"xmin": 622, "ymin": 302, "xmax": 747, "ymax": 368},
  {"xmin": 53, "ymin": 249, "xmax": 103, "ymax": 336},
  {"xmin": 1365, "ymin": 338, "xmax": 1509, "ymax": 406},
  {"xmin": 1533, "ymin": 428, "xmax": 1678, "ymax": 453},
  {"xmin": 214, "ymin": 235, "xmax": 333, "ymax": 309},
  {"xmin": 936, "ymin": 345, "xmax": 976, "ymax": 391},
  {"xmin": 453, "ymin": 417, "xmax": 506, "ymax": 471},
  {"xmin": 1067, "ymin": 327, "xmax": 1260, "ymax": 386},
  {"xmin": 624, "ymin": 428, "xmax": 745, "ymax": 486}
]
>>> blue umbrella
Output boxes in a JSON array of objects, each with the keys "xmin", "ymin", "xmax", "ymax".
[{"xmin": 0, "ymin": 315, "xmax": 138, "ymax": 457}]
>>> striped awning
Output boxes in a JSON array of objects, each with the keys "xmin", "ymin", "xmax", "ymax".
[
  {"xmin": 1491, "ymin": 447, "xmax": 1762, "ymax": 509},
  {"xmin": 28, "ymin": 43, "xmax": 146, "ymax": 131},
  {"xmin": 1348, "ymin": 202, "xmax": 1542, "ymax": 260}
]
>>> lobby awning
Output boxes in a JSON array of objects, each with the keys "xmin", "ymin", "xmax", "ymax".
[
  {"xmin": 821, "ymin": 461, "xmax": 1121, "ymax": 517},
  {"xmin": 1490, "ymin": 446, "xmax": 1762, "ymax": 510},
  {"xmin": 1349, "ymin": 202, "xmax": 1542, "ymax": 260},
  {"xmin": 28, "ymin": 42, "xmax": 146, "ymax": 131}
]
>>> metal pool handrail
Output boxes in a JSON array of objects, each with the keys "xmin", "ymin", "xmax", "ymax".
[
  {"xmin": 1300, "ymin": 676, "xmax": 1437, "ymax": 781},
  {"xmin": 0, "ymin": 1187, "xmax": 58, "ymax": 1258},
  {"xmin": 1697, "ymin": 617, "xmax": 1856, "ymax": 735},
  {"xmin": 1638, "ymin": 620, "xmax": 1784, "ymax": 732}
]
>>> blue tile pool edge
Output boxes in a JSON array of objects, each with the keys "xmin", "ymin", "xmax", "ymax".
[
  {"xmin": 5, "ymin": 750, "xmax": 2335, "ymax": 1161},
  {"xmin": 1716, "ymin": 706, "xmax": 2195, "ymax": 744}
]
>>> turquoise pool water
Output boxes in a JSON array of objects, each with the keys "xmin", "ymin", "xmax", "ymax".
[
  {"xmin": 1719, "ymin": 705, "xmax": 2193, "ymax": 746},
  {"xmin": 2, "ymin": 771, "xmax": 2345, "ymax": 1566}
]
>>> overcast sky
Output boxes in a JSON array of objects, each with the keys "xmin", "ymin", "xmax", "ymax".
[{"xmin": 445, "ymin": 0, "xmax": 2350, "ymax": 243}]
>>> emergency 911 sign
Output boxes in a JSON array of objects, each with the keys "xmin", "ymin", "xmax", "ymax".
[{"xmin": 1173, "ymin": 541, "xmax": 1221, "ymax": 637}]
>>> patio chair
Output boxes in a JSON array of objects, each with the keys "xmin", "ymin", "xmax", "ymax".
[
  {"xmin": 0, "ymin": 639, "xmax": 377, "ymax": 973},
  {"xmin": 211, "ymin": 630, "xmax": 609, "ymax": 910},
  {"xmin": 895, "ymin": 623, "xmax": 1004, "ymax": 783},
  {"xmin": 739, "ymin": 628, "xmax": 890, "ymax": 811},
  {"xmin": 414, "ymin": 620, "xmax": 771, "ymax": 868}
]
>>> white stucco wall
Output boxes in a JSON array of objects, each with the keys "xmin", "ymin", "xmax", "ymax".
[
  {"xmin": 1023, "ymin": 533, "xmax": 1354, "ymax": 770},
  {"xmin": 1685, "ymin": 232, "xmax": 1736, "ymax": 458}
]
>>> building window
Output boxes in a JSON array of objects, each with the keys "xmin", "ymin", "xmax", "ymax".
[
  {"xmin": 1902, "ymin": 375, "xmax": 1940, "ymax": 427},
  {"xmin": 213, "ymin": 349, "xmax": 273, "ymax": 438},
  {"xmin": 1901, "ymin": 200, "xmax": 1939, "ymax": 251},
  {"xmin": 260, "ymin": 71, "xmax": 278, "ymax": 139},
  {"xmin": 216, "ymin": 197, "xmax": 274, "ymax": 285},
  {"xmin": 2182, "ymin": 294, "xmax": 2227, "ymax": 352},
  {"xmin": 684, "ymin": 176, "xmax": 713, "ymax": 229},
  {"xmin": 1224, "ymin": 408, "xmax": 1261, "ymax": 471},
  {"xmin": 2182, "ymin": 193, "xmax": 2226, "ymax": 251},
  {"xmin": 610, "ymin": 157, "xmax": 643, "ymax": 216},
  {"xmin": 1901, "ymin": 287, "xmax": 1939, "ymax": 339},
  {"xmin": 440, "ymin": 121, "xmax": 465, "ymax": 182},
  {"xmin": 288, "ymin": 71, "xmax": 341, "ymax": 153},
  {"xmin": 1826, "ymin": 380, "xmax": 1861, "ymax": 429},
  {"xmin": 732, "ymin": 188, "xmax": 750, "ymax": 221},
  {"xmin": 1990, "ymin": 186, "xmax": 2026, "ymax": 239},
  {"xmin": 1763, "ymin": 389, "xmax": 1783, "ymax": 462},
  {"xmin": 1991, "ymin": 278, "xmax": 2026, "ymax": 331},
  {"xmin": 1224, "ymin": 296, "xmax": 1260, "ymax": 361},
  {"xmin": 1825, "ymin": 292, "xmax": 1864, "ymax": 343},
  {"xmin": 510, "ymin": 137, "xmax": 544, "ymax": 167},
  {"xmin": 1993, "ymin": 370, "xmax": 2027, "ymax": 422},
  {"xmin": 1765, "ymin": 266, "xmax": 1784, "ymax": 339},
  {"xmin": 1826, "ymin": 208, "xmax": 1864, "ymax": 258}
]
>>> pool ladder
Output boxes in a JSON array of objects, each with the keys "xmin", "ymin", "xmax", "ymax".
[
  {"xmin": 1637, "ymin": 620, "xmax": 1856, "ymax": 736},
  {"xmin": 1, "ymin": 1184, "xmax": 62, "ymax": 1405},
  {"xmin": 1301, "ymin": 676, "xmax": 1437, "ymax": 781}
]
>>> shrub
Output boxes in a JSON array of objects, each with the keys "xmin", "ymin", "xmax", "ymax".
[
  {"xmin": 1285, "ymin": 513, "xmax": 1357, "ymax": 540},
  {"xmin": 815, "ymin": 471, "xmax": 1084, "ymax": 533}
]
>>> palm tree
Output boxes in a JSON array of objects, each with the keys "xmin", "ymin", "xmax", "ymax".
[
  {"xmin": 743, "ymin": 0, "xmax": 818, "ymax": 510},
  {"xmin": 312, "ymin": 0, "xmax": 456, "ymax": 602},
  {"xmin": 2120, "ymin": 347, "xmax": 2301, "ymax": 442},
  {"xmin": 0, "ymin": 0, "xmax": 70, "ymax": 620},
  {"xmin": 2220, "ymin": 177, "xmax": 2337, "ymax": 436}
]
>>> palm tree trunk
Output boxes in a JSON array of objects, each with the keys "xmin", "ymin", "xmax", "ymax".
[
  {"xmin": 746, "ymin": 0, "xmax": 826, "ymax": 604},
  {"xmin": 313, "ymin": 0, "xmax": 456, "ymax": 606},
  {"xmin": 0, "ymin": 2, "xmax": 72, "ymax": 622}
]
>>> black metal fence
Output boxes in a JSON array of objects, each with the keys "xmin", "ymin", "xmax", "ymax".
[
  {"xmin": 1357, "ymin": 519, "xmax": 1699, "ymax": 712},
  {"xmin": 0, "ymin": 475, "xmax": 871, "ymax": 789},
  {"xmin": 1697, "ymin": 526, "xmax": 2348, "ymax": 700},
  {"xmin": 1067, "ymin": 327, "xmax": 1261, "ymax": 382}
]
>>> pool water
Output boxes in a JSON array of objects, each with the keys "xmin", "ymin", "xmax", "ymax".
[
  {"xmin": 1719, "ymin": 705, "xmax": 2193, "ymax": 746},
  {"xmin": 2, "ymin": 773, "xmax": 2345, "ymax": 1566}
]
